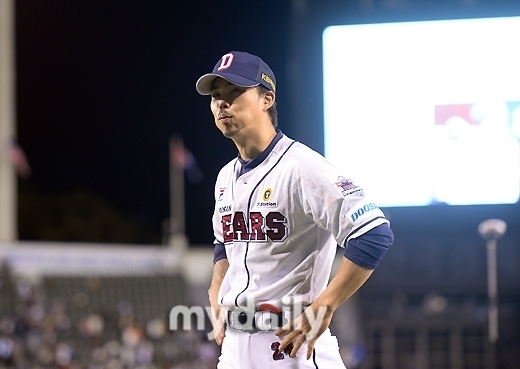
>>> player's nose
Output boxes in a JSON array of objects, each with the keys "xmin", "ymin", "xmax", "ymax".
[{"xmin": 217, "ymin": 99, "xmax": 230, "ymax": 108}]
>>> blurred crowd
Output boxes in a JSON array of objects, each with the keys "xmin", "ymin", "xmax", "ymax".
[{"xmin": 0, "ymin": 264, "xmax": 219, "ymax": 369}]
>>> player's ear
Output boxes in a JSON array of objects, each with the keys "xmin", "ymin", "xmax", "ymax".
[{"xmin": 262, "ymin": 91, "xmax": 275, "ymax": 111}]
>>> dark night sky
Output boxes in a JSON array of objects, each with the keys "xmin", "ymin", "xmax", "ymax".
[
  {"xmin": 15, "ymin": 0, "xmax": 292, "ymax": 245},
  {"xmin": 14, "ymin": 0, "xmax": 520, "ymax": 246}
]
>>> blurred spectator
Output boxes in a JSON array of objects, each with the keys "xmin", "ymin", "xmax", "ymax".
[
  {"xmin": 0, "ymin": 264, "xmax": 219, "ymax": 369},
  {"xmin": 78, "ymin": 314, "xmax": 105, "ymax": 338}
]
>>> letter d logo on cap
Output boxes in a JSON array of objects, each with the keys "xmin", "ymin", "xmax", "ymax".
[{"xmin": 218, "ymin": 53, "xmax": 234, "ymax": 71}]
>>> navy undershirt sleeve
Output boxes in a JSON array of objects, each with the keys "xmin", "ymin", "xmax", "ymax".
[
  {"xmin": 344, "ymin": 223, "xmax": 394, "ymax": 269},
  {"xmin": 213, "ymin": 242, "xmax": 227, "ymax": 264}
]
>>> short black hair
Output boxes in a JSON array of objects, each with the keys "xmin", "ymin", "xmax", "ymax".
[{"xmin": 258, "ymin": 86, "xmax": 278, "ymax": 128}]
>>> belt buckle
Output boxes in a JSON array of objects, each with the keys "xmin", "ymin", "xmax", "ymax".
[{"xmin": 228, "ymin": 309, "xmax": 257, "ymax": 333}]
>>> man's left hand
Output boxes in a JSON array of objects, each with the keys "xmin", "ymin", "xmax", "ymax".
[{"xmin": 274, "ymin": 303, "xmax": 334, "ymax": 360}]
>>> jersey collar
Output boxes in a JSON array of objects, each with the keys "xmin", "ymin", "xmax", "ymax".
[{"xmin": 237, "ymin": 129, "xmax": 283, "ymax": 177}]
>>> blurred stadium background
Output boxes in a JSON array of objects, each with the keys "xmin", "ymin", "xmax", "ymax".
[{"xmin": 2, "ymin": 0, "xmax": 520, "ymax": 368}]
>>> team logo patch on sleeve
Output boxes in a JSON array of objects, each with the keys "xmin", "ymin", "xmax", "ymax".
[{"xmin": 335, "ymin": 176, "xmax": 364, "ymax": 197}]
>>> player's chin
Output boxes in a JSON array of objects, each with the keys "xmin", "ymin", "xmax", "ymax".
[{"xmin": 220, "ymin": 126, "xmax": 237, "ymax": 138}]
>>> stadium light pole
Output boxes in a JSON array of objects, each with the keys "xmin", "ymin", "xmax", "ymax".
[
  {"xmin": 0, "ymin": 0, "xmax": 17, "ymax": 242},
  {"xmin": 477, "ymin": 218, "xmax": 507, "ymax": 345},
  {"xmin": 168, "ymin": 134, "xmax": 188, "ymax": 253}
]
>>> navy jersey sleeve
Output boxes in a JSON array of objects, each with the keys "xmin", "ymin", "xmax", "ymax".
[
  {"xmin": 213, "ymin": 242, "xmax": 227, "ymax": 264},
  {"xmin": 344, "ymin": 223, "xmax": 394, "ymax": 269}
]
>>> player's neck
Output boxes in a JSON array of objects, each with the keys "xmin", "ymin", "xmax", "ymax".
[{"xmin": 235, "ymin": 126, "xmax": 277, "ymax": 161}]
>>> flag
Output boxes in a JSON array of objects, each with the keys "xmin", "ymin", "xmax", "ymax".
[
  {"xmin": 169, "ymin": 136, "xmax": 203, "ymax": 183},
  {"xmin": 7, "ymin": 140, "xmax": 32, "ymax": 179}
]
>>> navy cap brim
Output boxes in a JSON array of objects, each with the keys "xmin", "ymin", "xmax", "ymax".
[{"xmin": 195, "ymin": 72, "xmax": 260, "ymax": 95}]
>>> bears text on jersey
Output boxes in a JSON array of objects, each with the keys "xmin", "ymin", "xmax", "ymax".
[{"xmin": 221, "ymin": 211, "xmax": 287, "ymax": 243}]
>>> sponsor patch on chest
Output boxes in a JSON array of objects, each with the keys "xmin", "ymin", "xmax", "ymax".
[
  {"xmin": 256, "ymin": 187, "xmax": 278, "ymax": 208},
  {"xmin": 218, "ymin": 187, "xmax": 226, "ymax": 201},
  {"xmin": 256, "ymin": 201, "xmax": 278, "ymax": 208}
]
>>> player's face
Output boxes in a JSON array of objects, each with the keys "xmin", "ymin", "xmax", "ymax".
[{"xmin": 210, "ymin": 78, "xmax": 265, "ymax": 139}]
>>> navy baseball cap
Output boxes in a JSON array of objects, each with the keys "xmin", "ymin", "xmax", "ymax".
[{"xmin": 196, "ymin": 51, "xmax": 276, "ymax": 95}]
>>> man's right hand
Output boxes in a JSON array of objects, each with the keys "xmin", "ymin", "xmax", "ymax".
[
  {"xmin": 208, "ymin": 258, "xmax": 229, "ymax": 345},
  {"xmin": 210, "ymin": 305, "xmax": 226, "ymax": 345}
]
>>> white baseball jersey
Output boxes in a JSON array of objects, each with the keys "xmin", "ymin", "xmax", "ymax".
[{"xmin": 213, "ymin": 134, "xmax": 389, "ymax": 309}]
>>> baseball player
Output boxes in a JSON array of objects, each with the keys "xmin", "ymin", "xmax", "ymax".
[{"xmin": 196, "ymin": 51, "xmax": 394, "ymax": 368}]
